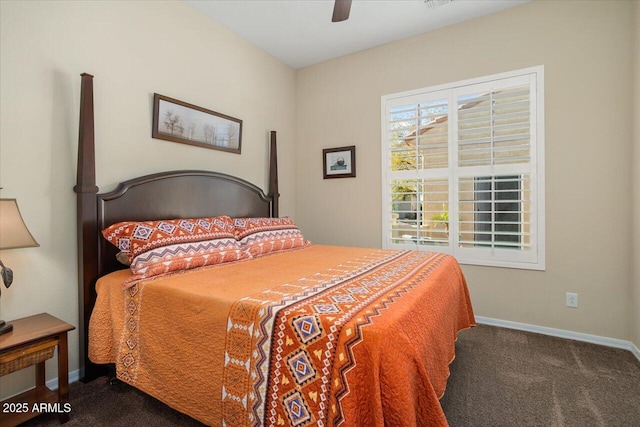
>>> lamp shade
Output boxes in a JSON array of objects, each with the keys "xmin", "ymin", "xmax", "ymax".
[{"xmin": 0, "ymin": 199, "xmax": 39, "ymax": 249}]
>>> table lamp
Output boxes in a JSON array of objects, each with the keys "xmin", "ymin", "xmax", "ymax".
[{"xmin": 0, "ymin": 198, "xmax": 39, "ymax": 335}]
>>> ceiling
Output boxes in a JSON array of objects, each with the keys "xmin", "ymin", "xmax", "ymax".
[{"xmin": 185, "ymin": 0, "xmax": 530, "ymax": 69}]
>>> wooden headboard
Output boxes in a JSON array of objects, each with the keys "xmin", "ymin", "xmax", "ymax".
[{"xmin": 73, "ymin": 73, "xmax": 279, "ymax": 381}]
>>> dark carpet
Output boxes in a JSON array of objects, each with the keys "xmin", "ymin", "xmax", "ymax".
[{"xmin": 22, "ymin": 325, "xmax": 640, "ymax": 426}]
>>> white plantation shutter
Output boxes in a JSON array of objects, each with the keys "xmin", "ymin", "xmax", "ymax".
[{"xmin": 382, "ymin": 67, "xmax": 545, "ymax": 270}]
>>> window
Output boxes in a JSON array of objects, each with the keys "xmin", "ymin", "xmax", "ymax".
[{"xmin": 381, "ymin": 66, "xmax": 545, "ymax": 270}]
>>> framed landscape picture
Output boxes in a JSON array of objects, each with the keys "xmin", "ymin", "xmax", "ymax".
[
  {"xmin": 323, "ymin": 145, "xmax": 356, "ymax": 179},
  {"xmin": 152, "ymin": 94, "xmax": 242, "ymax": 154}
]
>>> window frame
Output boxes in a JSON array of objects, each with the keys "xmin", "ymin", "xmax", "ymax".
[{"xmin": 381, "ymin": 66, "xmax": 545, "ymax": 270}]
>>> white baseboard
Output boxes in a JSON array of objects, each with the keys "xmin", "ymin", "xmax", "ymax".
[
  {"xmin": 45, "ymin": 368, "xmax": 81, "ymax": 391},
  {"xmin": 475, "ymin": 316, "xmax": 640, "ymax": 363},
  {"xmin": 4, "ymin": 369, "xmax": 81, "ymax": 401}
]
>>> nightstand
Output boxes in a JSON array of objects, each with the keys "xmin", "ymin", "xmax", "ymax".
[{"xmin": 0, "ymin": 313, "xmax": 75, "ymax": 426}]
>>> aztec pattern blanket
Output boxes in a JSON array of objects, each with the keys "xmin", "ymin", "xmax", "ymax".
[{"xmin": 89, "ymin": 245, "xmax": 474, "ymax": 427}]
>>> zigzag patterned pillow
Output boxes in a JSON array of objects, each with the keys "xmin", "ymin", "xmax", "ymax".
[
  {"xmin": 233, "ymin": 217, "xmax": 310, "ymax": 258},
  {"xmin": 102, "ymin": 216, "xmax": 250, "ymax": 288}
]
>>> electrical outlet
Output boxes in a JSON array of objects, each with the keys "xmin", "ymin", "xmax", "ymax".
[{"xmin": 566, "ymin": 292, "xmax": 578, "ymax": 308}]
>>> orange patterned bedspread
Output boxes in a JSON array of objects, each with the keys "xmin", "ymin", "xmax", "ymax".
[{"xmin": 89, "ymin": 245, "xmax": 474, "ymax": 426}]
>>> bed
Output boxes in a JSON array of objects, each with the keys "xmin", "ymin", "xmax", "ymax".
[{"xmin": 74, "ymin": 73, "xmax": 475, "ymax": 426}]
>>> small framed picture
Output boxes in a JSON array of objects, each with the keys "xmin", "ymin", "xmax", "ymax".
[{"xmin": 323, "ymin": 146, "xmax": 356, "ymax": 179}]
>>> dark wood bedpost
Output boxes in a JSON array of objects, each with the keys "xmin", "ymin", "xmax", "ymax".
[
  {"xmin": 73, "ymin": 73, "xmax": 104, "ymax": 382},
  {"xmin": 268, "ymin": 130, "xmax": 279, "ymax": 217}
]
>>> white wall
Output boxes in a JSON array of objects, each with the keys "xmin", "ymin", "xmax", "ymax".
[
  {"xmin": 633, "ymin": 1, "xmax": 640, "ymax": 351},
  {"xmin": 296, "ymin": 1, "xmax": 635, "ymax": 342},
  {"xmin": 0, "ymin": 0, "xmax": 295, "ymax": 398}
]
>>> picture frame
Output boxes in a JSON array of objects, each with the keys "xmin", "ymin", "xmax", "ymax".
[
  {"xmin": 152, "ymin": 93, "xmax": 242, "ymax": 154},
  {"xmin": 323, "ymin": 145, "xmax": 356, "ymax": 179}
]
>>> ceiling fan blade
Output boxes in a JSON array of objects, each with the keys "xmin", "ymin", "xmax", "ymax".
[{"xmin": 332, "ymin": 0, "xmax": 352, "ymax": 23}]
